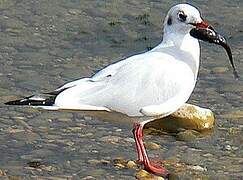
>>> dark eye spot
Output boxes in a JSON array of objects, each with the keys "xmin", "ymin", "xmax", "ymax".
[
  {"xmin": 167, "ymin": 16, "xmax": 172, "ymax": 25},
  {"xmin": 178, "ymin": 11, "xmax": 187, "ymax": 22}
]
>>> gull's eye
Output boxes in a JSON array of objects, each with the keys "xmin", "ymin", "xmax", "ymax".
[{"xmin": 178, "ymin": 11, "xmax": 187, "ymax": 22}]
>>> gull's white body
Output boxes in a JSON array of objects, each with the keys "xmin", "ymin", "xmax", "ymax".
[{"xmin": 41, "ymin": 4, "xmax": 202, "ymax": 117}]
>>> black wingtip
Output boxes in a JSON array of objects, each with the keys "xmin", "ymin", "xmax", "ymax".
[
  {"xmin": 4, "ymin": 99, "xmax": 28, "ymax": 105},
  {"xmin": 5, "ymin": 94, "xmax": 56, "ymax": 106},
  {"xmin": 5, "ymin": 88, "xmax": 67, "ymax": 107},
  {"xmin": 4, "ymin": 101, "xmax": 13, "ymax": 105}
]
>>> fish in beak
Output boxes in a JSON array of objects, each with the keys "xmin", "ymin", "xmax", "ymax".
[{"xmin": 189, "ymin": 21, "xmax": 239, "ymax": 79}]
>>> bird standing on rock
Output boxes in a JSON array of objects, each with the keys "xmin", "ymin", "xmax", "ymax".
[{"xmin": 5, "ymin": 3, "xmax": 238, "ymax": 177}]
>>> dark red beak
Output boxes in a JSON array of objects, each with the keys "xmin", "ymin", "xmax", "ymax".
[
  {"xmin": 195, "ymin": 21, "xmax": 209, "ymax": 29},
  {"xmin": 189, "ymin": 20, "xmax": 209, "ymax": 29}
]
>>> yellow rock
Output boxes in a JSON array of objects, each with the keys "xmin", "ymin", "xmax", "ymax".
[
  {"xmin": 127, "ymin": 160, "xmax": 137, "ymax": 169},
  {"xmin": 114, "ymin": 163, "xmax": 126, "ymax": 169},
  {"xmin": 113, "ymin": 158, "xmax": 127, "ymax": 169},
  {"xmin": 211, "ymin": 67, "xmax": 228, "ymax": 73},
  {"xmin": 147, "ymin": 103, "xmax": 215, "ymax": 132},
  {"xmin": 0, "ymin": 169, "xmax": 6, "ymax": 176},
  {"xmin": 135, "ymin": 169, "xmax": 153, "ymax": 179},
  {"xmin": 81, "ymin": 103, "xmax": 215, "ymax": 132},
  {"xmin": 135, "ymin": 169, "xmax": 164, "ymax": 180},
  {"xmin": 146, "ymin": 142, "xmax": 161, "ymax": 150}
]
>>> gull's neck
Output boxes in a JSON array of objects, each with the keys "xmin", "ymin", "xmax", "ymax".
[{"xmin": 152, "ymin": 30, "xmax": 200, "ymax": 80}]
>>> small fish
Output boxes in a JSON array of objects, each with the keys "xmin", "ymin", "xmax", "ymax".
[{"xmin": 190, "ymin": 27, "xmax": 239, "ymax": 79}]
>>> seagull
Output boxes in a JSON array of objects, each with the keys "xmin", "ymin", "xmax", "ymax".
[{"xmin": 5, "ymin": 3, "xmax": 238, "ymax": 177}]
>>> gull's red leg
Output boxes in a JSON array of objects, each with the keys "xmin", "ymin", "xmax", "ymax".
[
  {"xmin": 132, "ymin": 123, "xmax": 144, "ymax": 163},
  {"xmin": 133, "ymin": 122, "xmax": 169, "ymax": 176}
]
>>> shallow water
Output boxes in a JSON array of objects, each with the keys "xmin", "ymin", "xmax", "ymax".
[{"xmin": 0, "ymin": 0, "xmax": 243, "ymax": 179}]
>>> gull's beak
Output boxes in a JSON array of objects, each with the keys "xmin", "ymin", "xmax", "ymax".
[
  {"xmin": 194, "ymin": 21, "xmax": 209, "ymax": 29},
  {"xmin": 189, "ymin": 21, "xmax": 239, "ymax": 79}
]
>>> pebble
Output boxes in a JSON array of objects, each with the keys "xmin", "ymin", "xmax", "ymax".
[
  {"xmin": 100, "ymin": 135, "xmax": 122, "ymax": 144},
  {"xmin": 41, "ymin": 165, "xmax": 57, "ymax": 172},
  {"xmin": 88, "ymin": 159, "xmax": 100, "ymax": 165},
  {"xmin": 146, "ymin": 142, "xmax": 161, "ymax": 150},
  {"xmin": 56, "ymin": 118, "xmax": 72, "ymax": 122},
  {"xmin": 12, "ymin": 116, "xmax": 25, "ymax": 120},
  {"xmin": 115, "ymin": 128, "xmax": 122, "ymax": 132},
  {"xmin": 81, "ymin": 176, "xmax": 96, "ymax": 180},
  {"xmin": 68, "ymin": 9, "xmax": 81, "ymax": 15},
  {"xmin": 224, "ymin": 145, "xmax": 238, "ymax": 151},
  {"xmin": 225, "ymin": 145, "xmax": 232, "ymax": 151},
  {"xmin": 124, "ymin": 137, "xmax": 135, "ymax": 143},
  {"xmin": 127, "ymin": 160, "xmax": 137, "ymax": 169},
  {"xmin": 228, "ymin": 127, "xmax": 241, "ymax": 135},
  {"xmin": 211, "ymin": 67, "xmax": 228, "ymax": 73},
  {"xmin": 202, "ymin": 153, "xmax": 213, "ymax": 157},
  {"xmin": 176, "ymin": 130, "xmax": 199, "ymax": 141},
  {"xmin": 135, "ymin": 169, "xmax": 164, "ymax": 180},
  {"xmin": 113, "ymin": 158, "xmax": 127, "ymax": 169},
  {"xmin": 135, "ymin": 169, "xmax": 153, "ymax": 179},
  {"xmin": 187, "ymin": 165, "xmax": 207, "ymax": 172},
  {"xmin": 0, "ymin": 169, "xmax": 6, "ymax": 176},
  {"xmin": 67, "ymin": 127, "xmax": 82, "ymax": 132},
  {"xmin": 114, "ymin": 163, "xmax": 126, "ymax": 169},
  {"xmin": 80, "ymin": 133, "xmax": 94, "ymax": 137}
]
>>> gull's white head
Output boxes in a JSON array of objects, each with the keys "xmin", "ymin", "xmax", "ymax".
[
  {"xmin": 163, "ymin": 3, "xmax": 206, "ymax": 35},
  {"xmin": 161, "ymin": 3, "xmax": 239, "ymax": 79}
]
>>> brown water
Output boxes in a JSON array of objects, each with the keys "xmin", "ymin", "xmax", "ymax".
[{"xmin": 0, "ymin": 0, "xmax": 243, "ymax": 179}]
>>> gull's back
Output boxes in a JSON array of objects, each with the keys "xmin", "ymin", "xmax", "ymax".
[{"xmin": 54, "ymin": 50, "xmax": 196, "ymax": 116}]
